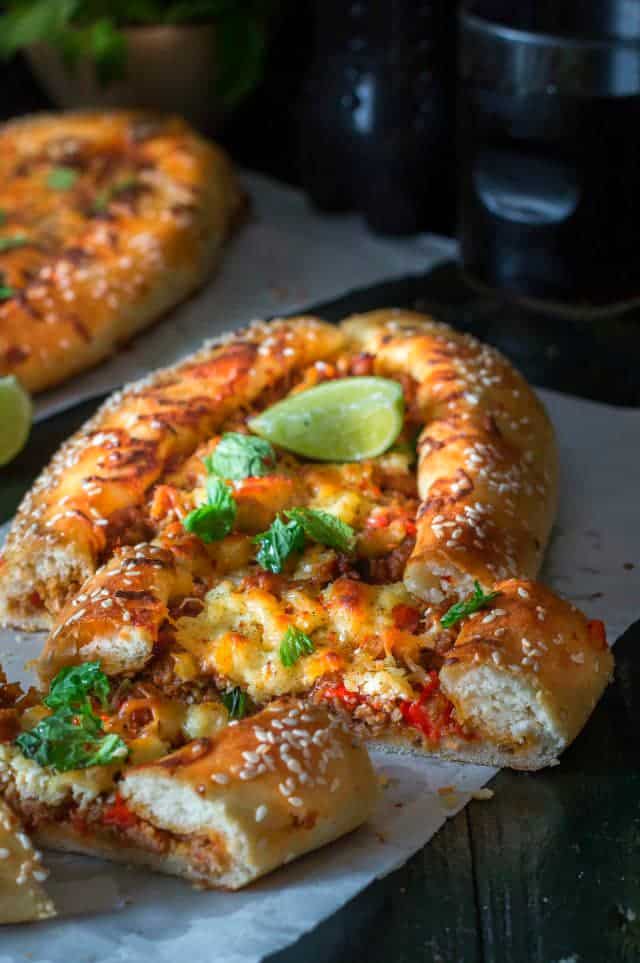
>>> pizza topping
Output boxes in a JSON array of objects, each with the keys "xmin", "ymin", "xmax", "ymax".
[
  {"xmin": 399, "ymin": 672, "xmax": 462, "ymax": 743},
  {"xmin": 183, "ymin": 476, "xmax": 237, "ymax": 543},
  {"xmin": 15, "ymin": 662, "xmax": 128, "ymax": 772},
  {"xmin": 254, "ymin": 515, "xmax": 306, "ymax": 573},
  {"xmin": 47, "ymin": 166, "xmax": 78, "ymax": 191},
  {"xmin": 248, "ymin": 376, "xmax": 404, "ymax": 462},
  {"xmin": 0, "ymin": 274, "xmax": 14, "ymax": 300},
  {"xmin": 279, "ymin": 627, "xmax": 315, "ymax": 667},
  {"xmin": 440, "ymin": 581, "xmax": 500, "ymax": 629},
  {"xmin": 254, "ymin": 508, "xmax": 355, "ymax": 574},
  {"xmin": 206, "ymin": 432, "xmax": 276, "ymax": 480},
  {"xmin": 392, "ymin": 603, "xmax": 422, "ymax": 633},
  {"xmin": 285, "ymin": 507, "xmax": 356, "ymax": 553},
  {"xmin": 101, "ymin": 794, "xmax": 138, "ymax": 829},
  {"xmin": 0, "ymin": 233, "xmax": 28, "ymax": 252},
  {"xmin": 44, "ymin": 662, "xmax": 110, "ymax": 711},
  {"xmin": 220, "ymin": 687, "xmax": 248, "ymax": 719},
  {"xmin": 91, "ymin": 176, "xmax": 140, "ymax": 214}
]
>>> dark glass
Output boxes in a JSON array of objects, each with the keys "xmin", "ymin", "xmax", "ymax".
[
  {"xmin": 458, "ymin": 0, "xmax": 640, "ymax": 304},
  {"xmin": 298, "ymin": 1, "xmax": 456, "ymax": 236}
]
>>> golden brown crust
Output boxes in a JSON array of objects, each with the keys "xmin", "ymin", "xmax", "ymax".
[
  {"xmin": 437, "ymin": 578, "xmax": 613, "ymax": 766},
  {"xmin": 0, "ymin": 110, "xmax": 245, "ymax": 394},
  {"xmin": 341, "ymin": 310, "xmax": 558, "ymax": 602},
  {"xmin": 5, "ymin": 702, "xmax": 377, "ymax": 891},
  {"xmin": 4, "ymin": 310, "xmax": 607, "ymax": 771},
  {"xmin": 0, "ymin": 316, "xmax": 345, "ymax": 629},
  {"xmin": 0, "ymin": 798, "xmax": 55, "ymax": 924}
]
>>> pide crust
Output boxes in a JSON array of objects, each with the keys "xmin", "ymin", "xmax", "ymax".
[
  {"xmin": 0, "ymin": 310, "xmax": 612, "ymax": 772},
  {"xmin": 0, "ymin": 110, "xmax": 245, "ymax": 395},
  {"xmin": 1, "ymin": 701, "xmax": 377, "ymax": 891}
]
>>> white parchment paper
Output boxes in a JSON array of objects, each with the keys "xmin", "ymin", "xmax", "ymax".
[
  {"xmin": 0, "ymin": 387, "xmax": 638, "ymax": 963},
  {"xmin": 32, "ymin": 171, "xmax": 456, "ymax": 423}
]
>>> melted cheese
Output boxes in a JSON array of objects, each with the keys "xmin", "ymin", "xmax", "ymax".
[
  {"xmin": 175, "ymin": 576, "xmax": 425, "ymax": 704},
  {"xmin": 0, "ymin": 744, "xmax": 118, "ymax": 808}
]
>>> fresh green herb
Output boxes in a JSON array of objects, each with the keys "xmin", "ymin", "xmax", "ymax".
[
  {"xmin": 254, "ymin": 507, "xmax": 355, "ymax": 573},
  {"xmin": 16, "ymin": 708, "xmax": 127, "ymax": 772},
  {"xmin": 0, "ymin": 233, "xmax": 27, "ymax": 253},
  {"xmin": 206, "ymin": 432, "xmax": 275, "ymax": 481},
  {"xmin": 0, "ymin": 282, "xmax": 15, "ymax": 300},
  {"xmin": 440, "ymin": 581, "xmax": 500, "ymax": 630},
  {"xmin": 279, "ymin": 626, "xmax": 315, "ymax": 668},
  {"xmin": 47, "ymin": 166, "xmax": 78, "ymax": 191},
  {"xmin": 0, "ymin": 210, "xmax": 6, "ymax": 226},
  {"xmin": 183, "ymin": 475, "xmax": 237, "ymax": 543},
  {"xmin": 92, "ymin": 176, "xmax": 139, "ymax": 213},
  {"xmin": 220, "ymin": 686, "xmax": 247, "ymax": 720},
  {"xmin": 15, "ymin": 660, "xmax": 128, "ymax": 772},
  {"xmin": 44, "ymin": 661, "xmax": 110, "ymax": 711},
  {"xmin": 254, "ymin": 515, "xmax": 305, "ymax": 573},
  {"xmin": 284, "ymin": 507, "xmax": 355, "ymax": 553}
]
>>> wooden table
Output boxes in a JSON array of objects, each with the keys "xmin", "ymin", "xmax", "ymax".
[{"xmin": 2, "ymin": 266, "xmax": 639, "ymax": 963}]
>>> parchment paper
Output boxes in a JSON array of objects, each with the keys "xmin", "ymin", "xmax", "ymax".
[{"xmin": 1, "ymin": 387, "xmax": 637, "ymax": 963}]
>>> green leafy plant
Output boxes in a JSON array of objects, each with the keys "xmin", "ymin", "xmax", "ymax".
[{"xmin": 0, "ymin": 0, "xmax": 274, "ymax": 103}]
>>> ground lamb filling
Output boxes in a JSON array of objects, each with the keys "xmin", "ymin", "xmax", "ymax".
[
  {"xmin": 1, "ymin": 780, "xmax": 229, "ymax": 881},
  {"xmin": 314, "ymin": 671, "xmax": 472, "ymax": 747}
]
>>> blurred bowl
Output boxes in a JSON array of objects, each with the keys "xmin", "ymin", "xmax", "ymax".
[{"xmin": 26, "ymin": 24, "xmax": 223, "ymax": 133}]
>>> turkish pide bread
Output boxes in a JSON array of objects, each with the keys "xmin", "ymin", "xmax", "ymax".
[
  {"xmin": 0, "ymin": 700, "xmax": 377, "ymax": 890},
  {"xmin": 0, "ymin": 310, "xmax": 612, "ymax": 770},
  {"xmin": 0, "ymin": 110, "xmax": 245, "ymax": 395}
]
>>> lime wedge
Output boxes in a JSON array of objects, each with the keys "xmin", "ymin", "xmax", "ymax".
[
  {"xmin": 248, "ymin": 377, "xmax": 404, "ymax": 462},
  {"xmin": 0, "ymin": 375, "xmax": 32, "ymax": 466}
]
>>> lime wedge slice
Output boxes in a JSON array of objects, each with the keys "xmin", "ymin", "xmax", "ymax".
[
  {"xmin": 0, "ymin": 375, "xmax": 32, "ymax": 466},
  {"xmin": 248, "ymin": 377, "xmax": 404, "ymax": 462}
]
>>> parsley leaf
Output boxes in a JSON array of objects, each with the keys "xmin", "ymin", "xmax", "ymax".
[
  {"xmin": 47, "ymin": 166, "xmax": 78, "ymax": 191},
  {"xmin": 0, "ymin": 234, "xmax": 28, "ymax": 253},
  {"xmin": 440, "ymin": 581, "xmax": 500, "ymax": 629},
  {"xmin": 254, "ymin": 515, "xmax": 305, "ymax": 573},
  {"xmin": 220, "ymin": 686, "xmax": 247, "ymax": 720},
  {"xmin": 0, "ymin": 210, "xmax": 6, "ymax": 226},
  {"xmin": 16, "ymin": 706, "xmax": 127, "ymax": 772},
  {"xmin": 0, "ymin": 281, "xmax": 14, "ymax": 300},
  {"xmin": 279, "ymin": 626, "xmax": 315, "ymax": 667},
  {"xmin": 285, "ymin": 507, "xmax": 355, "ymax": 553},
  {"xmin": 92, "ymin": 176, "xmax": 140, "ymax": 214},
  {"xmin": 15, "ymin": 660, "xmax": 128, "ymax": 772},
  {"xmin": 183, "ymin": 476, "xmax": 237, "ymax": 543},
  {"xmin": 206, "ymin": 432, "xmax": 275, "ymax": 481},
  {"xmin": 44, "ymin": 662, "xmax": 110, "ymax": 711}
]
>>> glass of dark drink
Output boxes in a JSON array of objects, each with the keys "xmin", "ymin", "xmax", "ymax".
[{"xmin": 457, "ymin": 1, "xmax": 640, "ymax": 306}]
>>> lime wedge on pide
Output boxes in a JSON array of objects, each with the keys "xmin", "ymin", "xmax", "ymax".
[
  {"xmin": 0, "ymin": 375, "xmax": 32, "ymax": 466},
  {"xmin": 248, "ymin": 377, "xmax": 404, "ymax": 461}
]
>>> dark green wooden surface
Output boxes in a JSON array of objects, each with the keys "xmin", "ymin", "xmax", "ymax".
[{"xmin": 2, "ymin": 267, "xmax": 639, "ymax": 963}]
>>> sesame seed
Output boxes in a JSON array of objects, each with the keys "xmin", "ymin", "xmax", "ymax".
[
  {"xmin": 255, "ymin": 804, "xmax": 268, "ymax": 822},
  {"xmin": 288, "ymin": 796, "xmax": 304, "ymax": 808},
  {"xmin": 212, "ymin": 772, "xmax": 229, "ymax": 784},
  {"xmin": 0, "ymin": 848, "xmax": 9, "ymax": 859}
]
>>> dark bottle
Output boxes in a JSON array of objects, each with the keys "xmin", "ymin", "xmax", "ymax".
[
  {"xmin": 458, "ymin": 0, "xmax": 640, "ymax": 305},
  {"xmin": 298, "ymin": 1, "xmax": 456, "ymax": 236}
]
